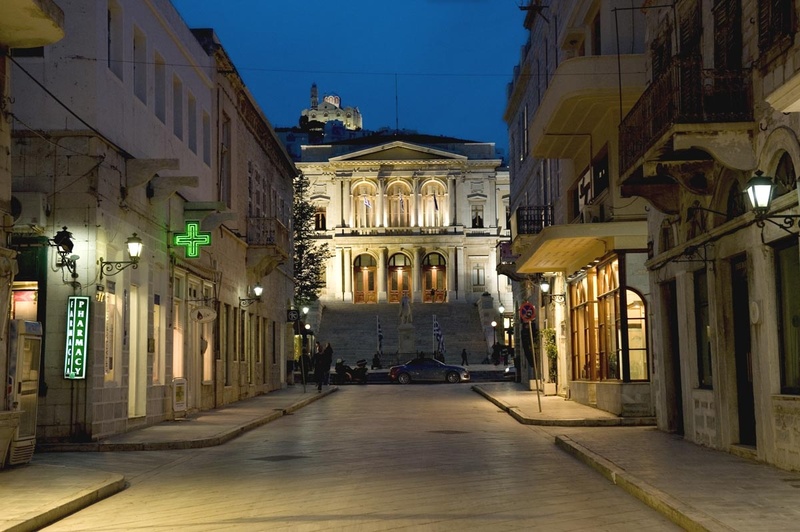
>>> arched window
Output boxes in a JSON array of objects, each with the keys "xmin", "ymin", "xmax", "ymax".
[
  {"xmin": 388, "ymin": 253, "xmax": 411, "ymax": 267},
  {"xmin": 422, "ymin": 253, "xmax": 446, "ymax": 267},
  {"xmin": 353, "ymin": 254, "xmax": 377, "ymax": 267},
  {"xmin": 352, "ymin": 183, "xmax": 376, "ymax": 228},
  {"xmin": 420, "ymin": 181, "xmax": 445, "ymax": 227},
  {"xmin": 386, "ymin": 182, "xmax": 411, "ymax": 227},
  {"xmin": 773, "ymin": 151, "xmax": 797, "ymax": 200}
]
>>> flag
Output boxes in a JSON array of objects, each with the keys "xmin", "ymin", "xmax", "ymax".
[
  {"xmin": 433, "ymin": 193, "xmax": 439, "ymax": 211},
  {"xmin": 364, "ymin": 196, "xmax": 372, "ymax": 209},
  {"xmin": 377, "ymin": 316, "xmax": 383, "ymax": 354}
]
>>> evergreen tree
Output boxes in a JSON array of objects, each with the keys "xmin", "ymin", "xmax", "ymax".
[{"xmin": 293, "ymin": 171, "xmax": 328, "ymax": 304}]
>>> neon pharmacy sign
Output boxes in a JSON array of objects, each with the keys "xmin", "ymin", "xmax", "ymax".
[
  {"xmin": 64, "ymin": 296, "xmax": 89, "ymax": 379},
  {"xmin": 174, "ymin": 220, "xmax": 211, "ymax": 259}
]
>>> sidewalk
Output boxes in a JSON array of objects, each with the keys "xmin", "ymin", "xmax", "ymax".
[
  {"xmin": 475, "ymin": 382, "xmax": 800, "ymax": 532},
  {"xmin": 0, "ymin": 385, "xmax": 334, "ymax": 532},
  {"xmin": 3, "ymin": 382, "xmax": 800, "ymax": 531}
]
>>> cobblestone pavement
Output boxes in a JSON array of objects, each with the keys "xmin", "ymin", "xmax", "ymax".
[
  {"xmin": 3, "ymin": 382, "xmax": 799, "ymax": 531},
  {"xmin": 35, "ymin": 385, "xmax": 676, "ymax": 531}
]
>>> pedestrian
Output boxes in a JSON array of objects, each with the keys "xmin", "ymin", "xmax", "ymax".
[
  {"xmin": 315, "ymin": 342, "xmax": 333, "ymax": 392},
  {"xmin": 371, "ymin": 352, "xmax": 382, "ymax": 370},
  {"xmin": 461, "ymin": 348, "xmax": 469, "ymax": 366}
]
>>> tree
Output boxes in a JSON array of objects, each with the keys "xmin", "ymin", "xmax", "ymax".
[{"xmin": 293, "ymin": 171, "xmax": 328, "ymax": 304}]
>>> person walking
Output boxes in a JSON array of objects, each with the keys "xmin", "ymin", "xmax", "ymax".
[
  {"xmin": 461, "ymin": 348, "xmax": 469, "ymax": 366},
  {"xmin": 315, "ymin": 342, "xmax": 333, "ymax": 392}
]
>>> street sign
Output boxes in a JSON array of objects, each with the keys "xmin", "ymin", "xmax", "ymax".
[
  {"xmin": 191, "ymin": 306, "xmax": 217, "ymax": 323},
  {"xmin": 287, "ymin": 309, "xmax": 300, "ymax": 322},
  {"xmin": 64, "ymin": 296, "xmax": 89, "ymax": 379},
  {"xmin": 518, "ymin": 301, "xmax": 536, "ymax": 323}
]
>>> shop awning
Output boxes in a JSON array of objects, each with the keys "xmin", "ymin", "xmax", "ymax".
[{"xmin": 513, "ymin": 220, "xmax": 648, "ymax": 274}]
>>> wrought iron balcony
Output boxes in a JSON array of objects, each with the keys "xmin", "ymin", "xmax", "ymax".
[
  {"xmin": 619, "ymin": 56, "xmax": 752, "ymax": 175},
  {"xmin": 513, "ymin": 205, "xmax": 553, "ymax": 236}
]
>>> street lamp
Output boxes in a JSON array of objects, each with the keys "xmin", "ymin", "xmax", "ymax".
[
  {"xmin": 491, "ymin": 320, "xmax": 497, "ymax": 344},
  {"xmin": 99, "ymin": 233, "xmax": 143, "ymax": 279},
  {"xmin": 744, "ymin": 170, "xmax": 800, "ymax": 230},
  {"xmin": 51, "ymin": 226, "xmax": 80, "ymax": 277},
  {"xmin": 540, "ymin": 277, "xmax": 565, "ymax": 304},
  {"xmin": 239, "ymin": 283, "xmax": 263, "ymax": 307}
]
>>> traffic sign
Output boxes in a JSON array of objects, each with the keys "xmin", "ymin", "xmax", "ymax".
[
  {"xmin": 518, "ymin": 301, "xmax": 536, "ymax": 323},
  {"xmin": 287, "ymin": 309, "xmax": 300, "ymax": 322}
]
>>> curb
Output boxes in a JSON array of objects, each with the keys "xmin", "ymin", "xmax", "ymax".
[
  {"xmin": 37, "ymin": 387, "xmax": 337, "ymax": 453},
  {"xmin": 471, "ymin": 385, "xmax": 653, "ymax": 427},
  {"xmin": 554, "ymin": 435, "xmax": 735, "ymax": 532},
  {"xmin": 4, "ymin": 472, "xmax": 126, "ymax": 532}
]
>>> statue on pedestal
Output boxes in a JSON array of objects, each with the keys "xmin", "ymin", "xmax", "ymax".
[{"xmin": 399, "ymin": 293, "xmax": 413, "ymax": 324}]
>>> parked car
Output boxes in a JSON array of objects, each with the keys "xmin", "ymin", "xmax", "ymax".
[{"xmin": 389, "ymin": 357, "xmax": 470, "ymax": 384}]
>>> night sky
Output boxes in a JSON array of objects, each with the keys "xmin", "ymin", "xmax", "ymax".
[{"xmin": 171, "ymin": 0, "xmax": 529, "ymax": 158}]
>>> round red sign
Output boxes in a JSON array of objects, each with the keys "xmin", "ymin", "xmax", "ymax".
[{"xmin": 519, "ymin": 301, "xmax": 536, "ymax": 323}]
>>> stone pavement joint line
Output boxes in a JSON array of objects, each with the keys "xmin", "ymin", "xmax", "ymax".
[{"xmin": 555, "ymin": 435, "xmax": 736, "ymax": 532}]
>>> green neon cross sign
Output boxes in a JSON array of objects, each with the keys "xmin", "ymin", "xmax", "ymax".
[{"xmin": 174, "ymin": 221, "xmax": 211, "ymax": 258}]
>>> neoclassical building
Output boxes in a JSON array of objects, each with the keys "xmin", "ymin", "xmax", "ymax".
[{"xmin": 297, "ymin": 133, "xmax": 511, "ymax": 308}]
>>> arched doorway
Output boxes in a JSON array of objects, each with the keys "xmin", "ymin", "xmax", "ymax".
[
  {"xmin": 422, "ymin": 252, "xmax": 446, "ymax": 303},
  {"xmin": 388, "ymin": 253, "xmax": 411, "ymax": 303},
  {"xmin": 353, "ymin": 254, "xmax": 377, "ymax": 303}
]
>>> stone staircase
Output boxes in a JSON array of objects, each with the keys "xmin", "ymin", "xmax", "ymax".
[{"xmin": 314, "ymin": 301, "xmax": 492, "ymax": 366}]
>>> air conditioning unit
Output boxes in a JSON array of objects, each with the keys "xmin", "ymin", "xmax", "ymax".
[
  {"xmin": 10, "ymin": 192, "xmax": 48, "ymax": 234},
  {"xmin": 580, "ymin": 204, "xmax": 603, "ymax": 224}
]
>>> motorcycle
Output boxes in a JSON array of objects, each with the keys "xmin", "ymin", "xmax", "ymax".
[{"xmin": 334, "ymin": 358, "xmax": 368, "ymax": 384}]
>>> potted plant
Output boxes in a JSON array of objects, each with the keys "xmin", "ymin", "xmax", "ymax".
[{"xmin": 542, "ymin": 327, "xmax": 558, "ymax": 395}]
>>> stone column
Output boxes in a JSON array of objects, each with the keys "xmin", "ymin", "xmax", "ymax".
[
  {"xmin": 378, "ymin": 247, "xmax": 387, "ymax": 302},
  {"xmin": 343, "ymin": 180, "xmax": 352, "ymax": 228},
  {"xmin": 333, "ymin": 247, "xmax": 343, "ymax": 300},
  {"xmin": 413, "ymin": 247, "xmax": 423, "ymax": 302},
  {"xmin": 332, "ymin": 178, "xmax": 342, "ymax": 228},
  {"xmin": 456, "ymin": 246, "xmax": 465, "ymax": 301},
  {"xmin": 448, "ymin": 175, "xmax": 456, "ymax": 226},
  {"xmin": 343, "ymin": 247, "xmax": 352, "ymax": 302},
  {"xmin": 377, "ymin": 179, "xmax": 385, "ymax": 228},
  {"xmin": 446, "ymin": 246, "xmax": 456, "ymax": 301},
  {"xmin": 412, "ymin": 176, "xmax": 420, "ymax": 227}
]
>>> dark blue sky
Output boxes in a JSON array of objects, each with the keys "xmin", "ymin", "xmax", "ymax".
[{"xmin": 171, "ymin": 0, "xmax": 528, "ymax": 157}]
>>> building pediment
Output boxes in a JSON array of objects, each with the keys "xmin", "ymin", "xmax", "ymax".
[{"xmin": 330, "ymin": 141, "xmax": 467, "ymax": 163}]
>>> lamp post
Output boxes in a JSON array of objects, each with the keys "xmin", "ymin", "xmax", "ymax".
[
  {"xmin": 99, "ymin": 233, "xmax": 143, "ymax": 279},
  {"xmin": 491, "ymin": 320, "xmax": 497, "ymax": 345},
  {"xmin": 744, "ymin": 170, "xmax": 800, "ymax": 230},
  {"xmin": 239, "ymin": 283, "xmax": 263, "ymax": 307}
]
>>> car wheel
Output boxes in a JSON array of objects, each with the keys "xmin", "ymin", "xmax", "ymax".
[
  {"xmin": 446, "ymin": 371, "xmax": 460, "ymax": 383},
  {"xmin": 397, "ymin": 373, "xmax": 411, "ymax": 384}
]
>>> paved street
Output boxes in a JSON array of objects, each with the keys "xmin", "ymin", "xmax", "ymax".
[{"xmin": 36, "ymin": 385, "xmax": 677, "ymax": 531}]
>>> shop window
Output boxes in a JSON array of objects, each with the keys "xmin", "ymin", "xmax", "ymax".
[
  {"xmin": 627, "ymin": 290, "xmax": 649, "ymax": 380},
  {"xmin": 776, "ymin": 239, "xmax": 800, "ymax": 394}
]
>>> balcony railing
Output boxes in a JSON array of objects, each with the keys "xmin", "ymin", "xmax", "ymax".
[
  {"xmin": 247, "ymin": 217, "xmax": 289, "ymax": 252},
  {"xmin": 514, "ymin": 205, "xmax": 553, "ymax": 236},
  {"xmin": 619, "ymin": 56, "xmax": 752, "ymax": 174}
]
